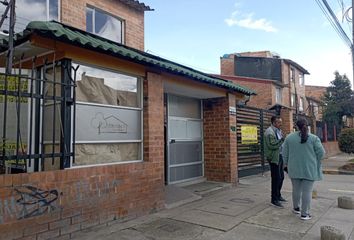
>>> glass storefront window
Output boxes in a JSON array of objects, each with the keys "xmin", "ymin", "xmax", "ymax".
[{"xmin": 72, "ymin": 63, "xmax": 142, "ymax": 166}]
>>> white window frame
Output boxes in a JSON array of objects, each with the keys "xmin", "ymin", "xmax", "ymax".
[
  {"xmin": 299, "ymin": 97, "xmax": 304, "ymax": 111},
  {"xmin": 299, "ymin": 73, "xmax": 304, "ymax": 85},
  {"xmin": 291, "ymin": 93, "xmax": 295, "ymax": 107},
  {"xmin": 275, "ymin": 87, "xmax": 282, "ymax": 104},
  {"xmin": 290, "ymin": 68, "xmax": 295, "ymax": 82},
  {"xmin": 86, "ymin": 6, "xmax": 124, "ymax": 44},
  {"xmin": 70, "ymin": 62, "xmax": 143, "ymax": 168}
]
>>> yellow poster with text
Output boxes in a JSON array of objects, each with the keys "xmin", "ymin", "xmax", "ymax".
[{"xmin": 241, "ymin": 125, "xmax": 258, "ymax": 144}]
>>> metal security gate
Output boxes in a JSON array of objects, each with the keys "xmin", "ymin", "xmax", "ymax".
[
  {"xmin": 0, "ymin": 58, "xmax": 76, "ymax": 174},
  {"xmin": 166, "ymin": 95, "xmax": 203, "ymax": 184},
  {"xmin": 236, "ymin": 105, "xmax": 275, "ymax": 177}
]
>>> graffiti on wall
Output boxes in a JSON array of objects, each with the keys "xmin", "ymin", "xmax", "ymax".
[
  {"xmin": 0, "ymin": 178, "xmax": 122, "ymax": 224},
  {"xmin": 0, "ymin": 185, "xmax": 60, "ymax": 223},
  {"xmin": 15, "ymin": 185, "xmax": 59, "ymax": 219}
]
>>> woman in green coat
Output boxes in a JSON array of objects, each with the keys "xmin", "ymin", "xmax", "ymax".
[{"xmin": 283, "ymin": 118, "xmax": 325, "ymax": 220}]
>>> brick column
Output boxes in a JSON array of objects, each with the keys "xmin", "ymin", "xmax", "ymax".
[
  {"xmin": 203, "ymin": 94, "xmax": 237, "ymax": 185},
  {"xmin": 143, "ymin": 72, "xmax": 165, "ymax": 191},
  {"xmin": 280, "ymin": 108, "xmax": 293, "ymax": 135},
  {"xmin": 143, "ymin": 72, "xmax": 164, "ymax": 165}
]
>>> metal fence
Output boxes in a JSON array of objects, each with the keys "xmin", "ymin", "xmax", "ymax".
[
  {"xmin": 236, "ymin": 104, "xmax": 275, "ymax": 177},
  {"xmin": 0, "ymin": 58, "xmax": 76, "ymax": 174}
]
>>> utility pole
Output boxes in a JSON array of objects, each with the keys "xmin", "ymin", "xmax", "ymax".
[
  {"xmin": 5, "ymin": 0, "xmax": 15, "ymax": 74},
  {"xmin": 352, "ymin": 0, "xmax": 354, "ymax": 89}
]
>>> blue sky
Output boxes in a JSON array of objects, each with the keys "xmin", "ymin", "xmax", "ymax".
[{"xmin": 143, "ymin": 0, "xmax": 353, "ymax": 87}]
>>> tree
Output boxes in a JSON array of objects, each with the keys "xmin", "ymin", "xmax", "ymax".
[{"xmin": 322, "ymin": 71, "xmax": 353, "ymax": 130}]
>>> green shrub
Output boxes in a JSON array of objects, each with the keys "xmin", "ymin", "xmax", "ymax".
[{"xmin": 338, "ymin": 128, "xmax": 354, "ymax": 153}]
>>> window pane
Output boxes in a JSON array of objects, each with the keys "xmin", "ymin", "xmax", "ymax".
[
  {"xmin": 74, "ymin": 143, "xmax": 141, "ymax": 166},
  {"xmin": 16, "ymin": 0, "xmax": 46, "ymax": 32},
  {"xmin": 14, "ymin": 0, "xmax": 58, "ymax": 33},
  {"xmin": 169, "ymin": 95, "xmax": 201, "ymax": 119},
  {"xmin": 99, "ymin": 15, "xmax": 122, "ymax": 43},
  {"xmin": 75, "ymin": 103, "xmax": 141, "ymax": 142},
  {"xmin": 275, "ymin": 88, "xmax": 281, "ymax": 103},
  {"xmin": 93, "ymin": 8, "xmax": 122, "ymax": 43},
  {"xmin": 86, "ymin": 8, "xmax": 93, "ymax": 33},
  {"xmin": 75, "ymin": 64, "xmax": 139, "ymax": 108},
  {"xmin": 49, "ymin": 0, "xmax": 59, "ymax": 20}
]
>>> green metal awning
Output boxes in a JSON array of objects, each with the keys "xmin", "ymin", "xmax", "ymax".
[{"xmin": 0, "ymin": 21, "xmax": 256, "ymax": 95}]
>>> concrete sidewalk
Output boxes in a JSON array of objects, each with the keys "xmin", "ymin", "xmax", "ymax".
[
  {"xmin": 71, "ymin": 165, "xmax": 354, "ymax": 240},
  {"xmin": 322, "ymin": 153, "xmax": 354, "ymax": 175}
]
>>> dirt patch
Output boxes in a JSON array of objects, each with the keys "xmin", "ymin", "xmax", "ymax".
[{"xmin": 339, "ymin": 163, "xmax": 354, "ymax": 171}]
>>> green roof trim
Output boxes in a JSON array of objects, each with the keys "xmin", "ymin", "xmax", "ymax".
[{"xmin": 4, "ymin": 21, "xmax": 256, "ymax": 95}]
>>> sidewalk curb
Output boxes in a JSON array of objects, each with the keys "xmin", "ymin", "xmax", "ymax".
[{"xmin": 323, "ymin": 169, "xmax": 354, "ymax": 175}]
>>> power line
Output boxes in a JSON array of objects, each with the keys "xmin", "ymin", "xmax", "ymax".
[
  {"xmin": 323, "ymin": 0, "xmax": 352, "ymax": 45},
  {"xmin": 314, "ymin": 0, "xmax": 352, "ymax": 48}
]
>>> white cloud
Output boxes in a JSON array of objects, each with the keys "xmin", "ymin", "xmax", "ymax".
[{"xmin": 225, "ymin": 11, "xmax": 278, "ymax": 32}]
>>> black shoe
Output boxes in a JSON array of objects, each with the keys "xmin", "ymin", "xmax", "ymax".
[
  {"xmin": 279, "ymin": 196, "xmax": 287, "ymax": 202},
  {"xmin": 300, "ymin": 214, "xmax": 312, "ymax": 220},
  {"xmin": 271, "ymin": 201, "xmax": 284, "ymax": 208},
  {"xmin": 292, "ymin": 207, "xmax": 300, "ymax": 214}
]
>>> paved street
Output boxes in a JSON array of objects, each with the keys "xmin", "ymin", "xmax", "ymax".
[{"xmin": 72, "ymin": 154, "xmax": 354, "ymax": 240}]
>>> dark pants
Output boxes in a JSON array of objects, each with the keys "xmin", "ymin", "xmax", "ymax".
[{"xmin": 270, "ymin": 155, "xmax": 284, "ymax": 202}]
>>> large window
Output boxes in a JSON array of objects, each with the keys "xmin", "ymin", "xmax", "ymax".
[
  {"xmin": 73, "ymin": 63, "xmax": 142, "ymax": 166},
  {"xmin": 0, "ymin": 0, "xmax": 60, "ymax": 33},
  {"xmin": 86, "ymin": 7, "xmax": 124, "ymax": 43}
]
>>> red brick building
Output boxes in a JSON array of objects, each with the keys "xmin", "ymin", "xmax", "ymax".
[
  {"xmin": 305, "ymin": 85, "xmax": 327, "ymax": 121},
  {"xmin": 219, "ymin": 51, "xmax": 311, "ymax": 135},
  {"xmin": 0, "ymin": 1, "xmax": 255, "ymax": 239}
]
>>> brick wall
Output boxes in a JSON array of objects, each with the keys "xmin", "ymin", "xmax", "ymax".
[
  {"xmin": 305, "ymin": 85, "xmax": 327, "ymax": 101},
  {"xmin": 220, "ymin": 55, "xmax": 235, "ymax": 76},
  {"xmin": 217, "ymin": 75, "xmax": 273, "ymax": 109},
  {"xmin": 323, "ymin": 141, "xmax": 341, "ymax": 157},
  {"xmin": 203, "ymin": 94, "xmax": 238, "ymax": 184},
  {"xmin": 0, "ymin": 72, "xmax": 165, "ymax": 240},
  {"xmin": 61, "ymin": 0, "xmax": 145, "ymax": 50}
]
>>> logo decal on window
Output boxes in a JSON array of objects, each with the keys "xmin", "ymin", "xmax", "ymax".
[{"xmin": 91, "ymin": 112, "xmax": 128, "ymax": 134}]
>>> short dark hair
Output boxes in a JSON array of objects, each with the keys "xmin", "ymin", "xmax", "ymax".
[{"xmin": 271, "ymin": 116, "xmax": 281, "ymax": 124}]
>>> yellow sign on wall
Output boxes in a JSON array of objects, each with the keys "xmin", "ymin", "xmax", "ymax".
[
  {"xmin": 241, "ymin": 125, "xmax": 258, "ymax": 144},
  {"xmin": 0, "ymin": 75, "xmax": 28, "ymax": 103}
]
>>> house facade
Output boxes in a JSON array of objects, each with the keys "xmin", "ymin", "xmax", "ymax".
[
  {"xmin": 220, "ymin": 51, "xmax": 311, "ymax": 135},
  {"xmin": 305, "ymin": 85, "xmax": 326, "ymax": 121},
  {"xmin": 0, "ymin": 1, "xmax": 255, "ymax": 239}
]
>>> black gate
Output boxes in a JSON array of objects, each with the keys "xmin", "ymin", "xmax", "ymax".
[
  {"xmin": 0, "ymin": 58, "xmax": 77, "ymax": 174},
  {"xmin": 236, "ymin": 105, "xmax": 275, "ymax": 177}
]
